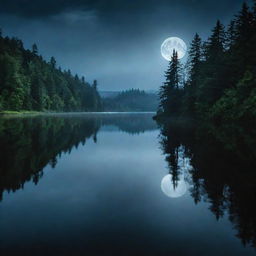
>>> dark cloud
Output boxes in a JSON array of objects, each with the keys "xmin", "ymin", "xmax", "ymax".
[
  {"xmin": 0, "ymin": 0, "xmax": 247, "ymax": 90},
  {"xmin": 0, "ymin": 0, "xmax": 244, "ymax": 19}
]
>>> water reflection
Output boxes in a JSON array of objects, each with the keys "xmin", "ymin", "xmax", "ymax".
[
  {"xmin": 0, "ymin": 113, "xmax": 157, "ymax": 201},
  {"xmin": 0, "ymin": 114, "xmax": 256, "ymax": 255},
  {"xmin": 159, "ymin": 120, "xmax": 256, "ymax": 248},
  {"xmin": 161, "ymin": 174, "xmax": 187, "ymax": 198},
  {"xmin": 160, "ymin": 145, "xmax": 192, "ymax": 198}
]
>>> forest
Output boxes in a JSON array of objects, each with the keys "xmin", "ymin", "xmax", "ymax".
[
  {"xmin": 0, "ymin": 30, "xmax": 102, "ymax": 112},
  {"xmin": 103, "ymin": 89, "xmax": 158, "ymax": 112},
  {"xmin": 157, "ymin": 1, "xmax": 256, "ymax": 126}
]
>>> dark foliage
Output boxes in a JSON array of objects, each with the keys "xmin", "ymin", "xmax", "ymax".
[
  {"xmin": 103, "ymin": 89, "xmax": 158, "ymax": 112},
  {"xmin": 158, "ymin": 50, "xmax": 183, "ymax": 117},
  {"xmin": 156, "ymin": 2, "xmax": 256, "ymax": 125},
  {"xmin": 0, "ymin": 32, "xmax": 102, "ymax": 112}
]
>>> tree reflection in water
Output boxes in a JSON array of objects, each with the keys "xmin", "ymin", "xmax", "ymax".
[
  {"xmin": 0, "ymin": 113, "xmax": 157, "ymax": 201},
  {"xmin": 159, "ymin": 120, "xmax": 256, "ymax": 248}
]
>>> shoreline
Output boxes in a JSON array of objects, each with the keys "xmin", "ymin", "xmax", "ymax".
[{"xmin": 0, "ymin": 111, "xmax": 157, "ymax": 117}]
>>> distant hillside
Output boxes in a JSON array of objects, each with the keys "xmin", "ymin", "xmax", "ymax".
[
  {"xmin": 100, "ymin": 90, "xmax": 157, "ymax": 99},
  {"xmin": 0, "ymin": 30, "xmax": 102, "ymax": 112},
  {"xmin": 103, "ymin": 89, "xmax": 158, "ymax": 112},
  {"xmin": 99, "ymin": 91, "xmax": 120, "ymax": 98}
]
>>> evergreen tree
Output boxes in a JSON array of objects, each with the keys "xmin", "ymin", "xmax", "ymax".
[
  {"xmin": 32, "ymin": 43, "xmax": 38, "ymax": 55},
  {"xmin": 187, "ymin": 34, "xmax": 202, "ymax": 80},
  {"xmin": 204, "ymin": 20, "xmax": 225, "ymax": 61},
  {"xmin": 93, "ymin": 80, "xmax": 98, "ymax": 90},
  {"xmin": 196, "ymin": 20, "xmax": 226, "ymax": 114},
  {"xmin": 50, "ymin": 57, "xmax": 56, "ymax": 69},
  {"xmin": 226, "ymin": 20, "xmax": 236, "ymax": 49},
  {"xmin": 158, "ymin": 50, "xmax": 182, "ymax": 116},
  {"xmin": 235, "ymin": 2, "xmax": 254, "ymax": 66},
  {"xmin": 183, "ymin": 33, "xmax": 202, "ymax": 115},
  {"xmin": 235, "ymin": 2, "xmax": 253, "ymax": 42}
]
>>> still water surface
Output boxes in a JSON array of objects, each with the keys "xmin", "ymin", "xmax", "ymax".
[{"xmin": 0, "ymin": 113, "xmax": 255, "ymax": 255}]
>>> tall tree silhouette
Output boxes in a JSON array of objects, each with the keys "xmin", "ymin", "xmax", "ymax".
[
  {"xmin": 158, "ymin": 50, "xmax": 182, "ymax": 116},
  {"xmin": 226, "ymin": 20, "xmax": 236, "ymax": 49},
  {"xmin": 32, "ymin": 43, "xmax": 38, "ymax": 55},
  {"xmin": 196, "ymin": 20, "xmax": 226, "ymax": 115},
  {"xmin": 183, "ymin": 33, "xmax": 202, "ymax": 115}
]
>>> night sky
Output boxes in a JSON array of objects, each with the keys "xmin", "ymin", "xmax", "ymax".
[{"xmin": 0, "ymin": 0, "xmax": 246, "ymax": 91}]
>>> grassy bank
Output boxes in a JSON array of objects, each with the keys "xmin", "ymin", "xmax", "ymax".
[{"xmin": 0, "ymin": 110, "xmax": 42, "ymax": 116}]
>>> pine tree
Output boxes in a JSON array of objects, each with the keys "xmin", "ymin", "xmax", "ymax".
[
  {"xmin": 93, "ymin": 80, "xmax": 98, "ymax": 90},
  {"xmin": 184, "ymin": 33, "xmax": 202, "ymax": 115},
  {"xmin": 187, "ymin": 33, "xmax": 202, "ymax": 83},
  {"xmin": 196, "ymin": 20, "xmax": 226, "ymax": 113},
  {"xmin": 226, "ymin": 20, "xmax": 236, "ymax": 49},
  {"xmin": 50, "ymin": 57, "xmax": 56, "ymax": 69},
  {"xmin": 204, "ymin": 20, "xmax": 225, "ymax": 61},
  {"xmin": 166, "ymin": 50, "xmax": 181, "ymax": 89},
  {"xmin": 230, "ymin": 2, "xmax": 254, "ymax": 80},
  {"xmin": 235, "ymin": 2, "xmax": 253, "ymax": 42},
  {"xmin": 32, "ymin": 43, "xmax": 38, "ymax": 55},
  {"xmin": 158, "ymin": 50, "xmax": 182, "ymax": 116}
]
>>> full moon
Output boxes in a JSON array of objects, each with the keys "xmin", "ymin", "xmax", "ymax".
[
  {"xmin": 161, "ymin": 37, "xmax": 187, "ymax": 61},
  {"xmin": 161, "ymin": 174, "xmax": 187, "ymax": 198}
]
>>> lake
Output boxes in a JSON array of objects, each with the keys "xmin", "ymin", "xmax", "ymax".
[{"xmin": 0, "ymin": 113, "xmax": 255, "ymax": 256}]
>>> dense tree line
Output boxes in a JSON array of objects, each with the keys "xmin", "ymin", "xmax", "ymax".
[
  {"xmin": 157, "ymin": 1, "xmax": 256, "ymax": 125},
  {"xmin": 0, "ymin": 30, "xmax": 102, "ymax": 112},
  {"xmin": 103, "ymin": 89, "xmax": 158, "ymax": 112}
]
